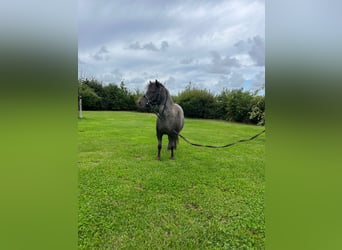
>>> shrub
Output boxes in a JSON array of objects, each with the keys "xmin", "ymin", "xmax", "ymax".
[
  {"xmin": 78, "ymin": 79, "xmax": 137, "ymax": 111},
  {"xmin": 78, "ymin": 80, "xmax": 101, "ymax": 110},
  {"xmin": 177, "ymin": 88, "xmax": 216, "ymax": 119},
  {"xmin": 249, "ymin": 95, "xmax": 265, "ymax": 125}
]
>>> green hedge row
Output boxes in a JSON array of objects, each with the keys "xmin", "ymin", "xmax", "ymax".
[{"xmin": 78, "ymin": 79, "xmax": 265, "ymax": 125}]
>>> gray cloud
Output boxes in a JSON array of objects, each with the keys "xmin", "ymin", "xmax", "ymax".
[
  {"xmin": 234, "ymin": 35, "xmax": 265, "ymax": 66},
  {"xmin": 234, "ymin": 39, "xmax": 249, "ymax": 52},
  {"xmin": 213, "ymin": 72, "xmax": 246, "ymax": 92},
  {"xmin": 124, "ymin": 77, "xmax": 145, "ymax": 91},
  {"xmin": 78, "ymin": 58, "xmax": 85, "ymax": 64},
  {"xmin": 228, "ymin": 71, "xmax": 246, "ymax": 88},
  {"xmin": 180, "ymin": 57, "xmax": 194, "ymax": 64},
  {"xmin": 207, "ymin": 51, "xmax": 240, "ymax": 74},
  {"xmin": 99, "ymin": 46, "xmax": 109, "ymax": 53},
  {"xmin": 142, "ymin": 42, "xmax": 159, "ymax": 51},
  {"xmin": 250, "ymin": 70, "xmax": 265, "ymax": 91},
  {"xmin": 92, "ymin": 45, "xmax": 110, "ymax": 61},
  {"xmin": 128, "ymin": 41, "xmax": 140, "ymax": 50},
  {"xmin": 165, "ymin": 76, "xmax": 176, "ymax": 85},
  {"xmin": 127, "ymin": 41, "xmax": 169, "ymax": 52},
  {"xmin": 98, "ymin": 68, "xmax": 124, "ymax": 83},
  {"xmin": 161, "ymin": 41, "xmax": 169, "ymax": 51},
  {"xmin": 111, "ymin": 69, "xmax": 123, "ymax": 81},
  {"xmin": 248, "ymin": 36, "xmax": 265, "ymax": 66},
  {"xmin": 165, "ymin": 76, "xmax": 186, "ymax": 90}
]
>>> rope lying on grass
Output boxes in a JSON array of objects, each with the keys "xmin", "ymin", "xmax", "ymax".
[
  {"xmin": 175, "ymin": 129, "xmax": 265, "ymax": 149},
  {"xmin": 151, "ymin": 107, "xmax": 265, "ymax": 149}
]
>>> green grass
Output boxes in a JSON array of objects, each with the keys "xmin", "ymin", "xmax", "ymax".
[{"xmin": 78, "ymin": 111, "xmax": 265, "ymax": 249}]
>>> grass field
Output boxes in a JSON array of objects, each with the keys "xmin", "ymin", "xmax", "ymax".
[{"xmin": 78, "ymin": 111, "xmax": 265, "ymax": 249}]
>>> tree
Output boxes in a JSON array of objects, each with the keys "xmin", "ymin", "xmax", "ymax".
[
  {"xmin": 78, "ymin": 79, "xmax": 138, "ymax": 111},
  {"xmin": 249, "ymin": 95, "xmax": 265, "ymax": 125},
  {"xmin": 225, "ymin": 89, "xmax": 254, "ymax": 123},
  {"xmin": 177, "ymin": 87, "xmax": 216, "ymax": 119},
  {"xmin": 78, "ymin": 80, "xmax": 101, "ymax": 110},
  {"xmin": 102, "ymin": 84, "xmax": 121, "ymax": 110},
  {"xmin": 118, "ymin": 82, "xmax": 136, "ymax": 110}
]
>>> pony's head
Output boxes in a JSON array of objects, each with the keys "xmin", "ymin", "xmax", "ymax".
[{"xmin": 137, "ymin": 80, "xmax": 164, "ymax": 108}]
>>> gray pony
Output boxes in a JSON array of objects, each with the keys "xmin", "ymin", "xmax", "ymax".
[{"xmin": 138, "ymin": 80, "xmax": 184, "ymax": 160}]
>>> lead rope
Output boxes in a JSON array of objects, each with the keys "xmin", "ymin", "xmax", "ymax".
[{"xmin": 174, "ymin": 129, "xmax": 265, "ymax": 148}]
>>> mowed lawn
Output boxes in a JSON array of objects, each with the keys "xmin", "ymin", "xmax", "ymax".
[{"xmin": 78, "ymin": 111, "xmax": 265, "ymax": 249}]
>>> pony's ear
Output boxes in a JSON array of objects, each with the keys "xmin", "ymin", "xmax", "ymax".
[{"xmin": 155, "ymin": 80, "xmax": 160, "ymax": 87}]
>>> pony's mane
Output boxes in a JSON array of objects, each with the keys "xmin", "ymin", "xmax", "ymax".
[{"xmin": 149, "ymin": 79, "xmax": 164, "ymax": 88}]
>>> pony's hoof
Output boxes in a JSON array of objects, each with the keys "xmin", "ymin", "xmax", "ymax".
[
  {"xmin": 156, "ymin": 156, "xmax": 161, "ymax": 161},
  {"xmin": 170, "ymin": 157, "xmax": 175, "ymax": 160}
]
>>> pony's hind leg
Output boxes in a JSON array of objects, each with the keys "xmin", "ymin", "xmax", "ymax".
[
  {"xmin": 170, "ymin": 148, "xmax": 174, "ymax": 160},
  {"xmin": 168, "ymin": 135, "xmax": 175, "ymax": 160}
]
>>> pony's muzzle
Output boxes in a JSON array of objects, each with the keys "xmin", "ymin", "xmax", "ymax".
[{"xmin": 137, "ymin": 95, "xmax": 150, "ymax": 109}]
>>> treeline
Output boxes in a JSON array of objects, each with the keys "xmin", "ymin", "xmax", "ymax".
[
  {"xmin": 78, "ymin": 78, "xmax": 265, "ymax": 125},
  {"xmin": 78, "ymin": 78, "xmax": 140, "ymax": 111},
  {"xmin": 175, "ymin": 85, "xmax": 265, "ymax": 125}
]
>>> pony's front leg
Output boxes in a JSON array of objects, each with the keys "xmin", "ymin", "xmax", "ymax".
[{"xmin": 157, "ymin": 133, "xmax": 162, "ymax": 161}]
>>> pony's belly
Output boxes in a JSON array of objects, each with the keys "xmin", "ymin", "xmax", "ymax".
[{"xmin": 157, "ymin": 122, "xmax": 179, "ymax": 134}]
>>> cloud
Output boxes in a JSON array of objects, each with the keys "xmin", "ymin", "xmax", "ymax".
[
  {"xmin": 92, "ymin": 45, "xmax": 110, "ymax": 61},
  {"xmin": 143, "ymin": 42, "xmax": 159, "ymax": 51},
  {"xmin": 111, "ymin": 69, "xmax": 123, "ymax": 81},
  {"xmin": 210, "ymin": 71, "xmax": 245, "ymax": 93},
  {"xmin": 99, "ymin": 46, "xmax": 109, "ymax": 53},
  {"xmin": 250, "ymin": 70, "xmax": 265, "ymax": 91},
  {"xmin": 180, "ymin": 57, "xmax": 194, "ymax": 64},
  {"xmin": 248, "ymin": 36, "xmax": 265, "ymax": 66},
  {"xmin": 128, "ymin": 76, "xmax": 145, "ymax": 84},
  {"xmin": 124, "ymin": 76, "xmax": 146, "ymax": 91},
  {"xmin": 127, "ymin": 40, "xmax": 169, "ymax": 52},
  {"xmin": 128, "ymin": 41, "xmax": 140, "ymax": 50},
  {"xmin": 165, "ymin": 76, "xmax": 176, "ymax": 85},
  {"xmin": 163, "ymin": 76, "xmax": 190, "ymax": 95},
  {"xmin": 234, "ymin": 35, "xmax": 265, "ymax": 66},
  {"xmin": 161, "ymin": 41, "xmax": 169, "ymax": 51},
  {"xmin": 227, "ymin": 71, "xmax": 246, "ymax": 88},
  {"xmin": 97, "ymin": 68, "xmax": 124, "ymax": 83},
  {"xmin": 78, "ymin": 58, "xmax": 85, "ymax": 64},
  {"xmin": 207, "ymin": 51, "xmax": 240, "ymax": 74},
  {"xmin": 234, "ymin": 39, "xmax": 249, "ymax": 51}
]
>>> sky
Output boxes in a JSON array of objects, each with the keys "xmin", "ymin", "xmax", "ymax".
[{"xmin": 78, "ymin": 0, "xmax": 265, "ymax": 95}]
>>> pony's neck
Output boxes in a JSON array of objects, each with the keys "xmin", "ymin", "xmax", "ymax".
[
  {"xmin": 163, "ymin": 88, "xmax": 174, "ymax": 106},
  {"xmin": 158, "ymin": 87, "xmax": 174, "ymax": 115}
]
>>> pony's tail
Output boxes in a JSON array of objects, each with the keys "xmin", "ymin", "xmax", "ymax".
[
  {"xmin": 168, "ymin": 131, "xmax": 180, "ymax": 150},
  {"xmin": 174, "ymin": 135, "xmax": 179, "ymax": 149}
]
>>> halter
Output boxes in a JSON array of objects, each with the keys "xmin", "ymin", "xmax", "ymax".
[
  {"xmin": 143, "ymin": 86, "xmax": 168, "ymax": 117},
  {"xmin": 143, "ymin": 94, "xmax": 157, "ymax": 106}
]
